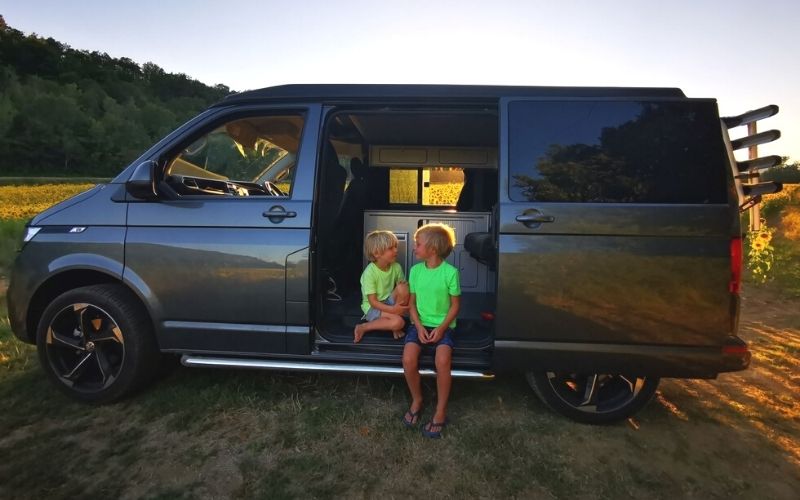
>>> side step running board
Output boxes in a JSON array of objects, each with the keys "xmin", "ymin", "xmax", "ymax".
[{"xmin": 181, "ymin": 355, "xmax": 495, "ymax": 380}]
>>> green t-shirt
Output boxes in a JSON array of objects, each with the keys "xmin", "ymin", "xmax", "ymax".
[
  {"xmin": 409, "ymin": 261, "xmax": 461, "ymax": 328},
  {"xmin": 360, "ymin": 262, "xmax": 405, "ymax": 315}
]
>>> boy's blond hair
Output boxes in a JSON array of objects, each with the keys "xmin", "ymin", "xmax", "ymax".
[
  {"xmin": 414, "ymin": 223, "xmax": 456, "ymax": 259},
  {"xmin": 364, "ymin": 230, "xmax": 398, "ymax": 262}
]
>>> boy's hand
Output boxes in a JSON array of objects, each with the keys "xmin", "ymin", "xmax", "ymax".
[
  {"xmin": 416, "ymin": 324, "xmax": 430, "ymax": 343},
  {"xmin": 428, "ymin": 327, "xmax": 444, "ymax": 343},
  {"xmin": 390, "ymin": 303, "xmax": 409, "ymax": 315}
]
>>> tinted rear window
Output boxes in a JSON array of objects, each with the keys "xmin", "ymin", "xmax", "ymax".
[{"xmin": 508, "ymin": 101, "xmax": 728, "ymax": 203}]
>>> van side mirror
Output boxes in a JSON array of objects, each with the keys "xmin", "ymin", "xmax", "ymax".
[{"xmin": 126, "ymin": 160, "xmax": 159, "ymax": 200}]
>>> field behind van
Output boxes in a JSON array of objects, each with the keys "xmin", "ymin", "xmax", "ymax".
[{"xmin": 0, "ymin": 182, "xmax": 798, "ymax": 499}]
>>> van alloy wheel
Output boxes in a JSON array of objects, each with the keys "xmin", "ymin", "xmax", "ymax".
[
  {"xmin": 526, "ymin": 371, "xmax": 660, "ymax": 424},
  {"xmin": 44, "ymin": 302, "xmax": 126, "ymax": 393},
  {"xmin": 36, "ymin": 284, "xmax": 159, "ymax": 403}
]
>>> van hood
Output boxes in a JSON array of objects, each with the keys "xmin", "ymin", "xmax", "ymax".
[{"xmin": 30, "ymin": 184, "xmax": 104, "ymax": 225}]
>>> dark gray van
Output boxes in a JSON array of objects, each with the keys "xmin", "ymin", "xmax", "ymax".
[{"xmin": 7, "ymin": 85, "xmax": 781, "ymax": 423}]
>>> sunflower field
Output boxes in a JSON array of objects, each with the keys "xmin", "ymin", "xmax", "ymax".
[
  {"xmin": 745, "ymin": 184, "xmax": 800, "ymax": 289},
  {"xmin": 0, "ymin": 183, "xmax": 96, "ymax": 275},
  {"xmin": 0, "ymin": 183, "xmax": 96, "ymax": 220}
]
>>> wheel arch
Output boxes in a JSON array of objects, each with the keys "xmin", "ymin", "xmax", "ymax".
[{"xmin": 26, "ymin": 270, "xmax": 158, "ymax": 349}]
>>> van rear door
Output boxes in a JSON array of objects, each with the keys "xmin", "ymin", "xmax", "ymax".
[{"xmin": 496, "ymin": 97, "xmax": 736, "ymax": 349}]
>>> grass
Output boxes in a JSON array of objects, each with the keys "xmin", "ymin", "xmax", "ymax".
[
  {"xmin": 0, "ymin": 180, "xmax": 798, "ymax": 498},
  {"xmin": 772, "ymin": 231, "xmax": 800, "ymax": 296},
  {"xmin": 1, "ymin": 283, "xmax": 799, "ymax": 498},
  {"xmin": 0, "ymin": 220, "xmax": 25, "ymax": 280}
]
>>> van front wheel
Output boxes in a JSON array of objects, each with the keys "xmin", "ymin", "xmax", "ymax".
[
  {"xmin": 526, "ymin": 371, "xmax": 659, "ymax": 424},
  {"xmin": 36, "ymin": 284, "xmax": 159, "ymax": 403}
]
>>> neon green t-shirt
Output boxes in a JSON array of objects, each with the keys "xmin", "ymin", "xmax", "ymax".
[
  {"xmin": 409, "ymin": 261, "xmax": 461, "ymax": 328},
  {"xmin": 360, "ymin": 262, "xmax": 405, "ymax": 315}
]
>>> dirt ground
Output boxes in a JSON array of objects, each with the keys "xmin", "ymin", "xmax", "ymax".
[{"xmin": 630, "ymin": 285, "xmax": 800, "ymax": 498}]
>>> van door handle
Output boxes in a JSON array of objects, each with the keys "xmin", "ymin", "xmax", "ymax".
[
  {"xmin": 516, "ymin": 214, "xmax": 555, "ymax": 223},
  {"xmin": 263, "ymin": 206, "xmax": 297, "ymax": 222}
]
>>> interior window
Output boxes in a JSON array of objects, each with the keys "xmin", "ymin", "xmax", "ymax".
[
  {"xmin": 425, "ymin": 167, "xmax": 465, "ymax": 206},
  {"xmin": 389, "ymin": 169, "xmax": 419, "ymax": 204},
  {"xmin": 166, "ymin": 114, "xmax": 305, "ymax": 197},
  {"xmin": 389, "ymin": 167, "xmax": 464, "ymax": 206}
]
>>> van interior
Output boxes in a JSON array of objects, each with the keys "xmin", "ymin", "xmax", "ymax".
[{"xmin": 314, "ymin": 108, "xmax": 499, "ymax": 363}]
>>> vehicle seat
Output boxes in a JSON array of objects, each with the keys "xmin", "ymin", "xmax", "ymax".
[
  {"xmin": 341, "ymin": 157, "xmax": 367, "ymax": 217},
  {"xmin": 457, "ymin": 170, "xmax": 497, "ymax": 211},
  {"xmin": 464, "ymin": 231, "xmax": 496, "ymax": 271},
  {"xmin": 318, "ymin": 143, "xmax": 348, "ymax": 297},
  {"xmin": 317, "ymin": 143, "xmax": 347, "ymax": 239},
  {"xmin": 334, "ymin": 158, "xmax": 369, "ymax": 292},
  {"xmin": 456, "ymin": 170, "xmax": 476, "ymax": 211}
]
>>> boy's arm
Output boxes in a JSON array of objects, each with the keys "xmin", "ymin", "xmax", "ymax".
[
  {"xmin": 430, "ymin": 295, "xmax": 460, "ymax": 342},
  {"xmin": 408, "ymin": 293, "xmax": 421, "ymax": 326},
  {"xmin": 439, "ymin": 295, "xmax": 461, "ymax": 330},
  {"xmin": 408, "ymin": 293, "xmax": 429, "ymax": 340},
  {"xmin": 367, "ymin": 294, "xmax": 408, "ymax": 315}
]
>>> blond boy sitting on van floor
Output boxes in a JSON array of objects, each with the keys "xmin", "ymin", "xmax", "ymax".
[
  {"xmin": 402, "ymin": 223, "xmax": 461, "ymax": 438},
  {"xmin": 354, "ymin": 231, "xmax": 410, "ymax": 343}
]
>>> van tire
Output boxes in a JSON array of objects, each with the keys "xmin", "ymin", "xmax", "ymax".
[
  {"xmin": 526, "ymin": 371, "xmax": 659, "ymax": 424},
  {"xmin": 36, "ymin": 284, "xmax": 159, "ymax": 403}
]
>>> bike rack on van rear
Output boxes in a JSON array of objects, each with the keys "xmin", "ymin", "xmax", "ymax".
[{"xmin": 720, "ymin": 104, "xmax": 783, "ymax": 221}]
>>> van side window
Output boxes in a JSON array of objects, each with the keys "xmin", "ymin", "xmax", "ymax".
[
  {"xmin": 508, "ymin": 101, "xmax": 728, "ymax": 203},
  {"xmin": 166, "ymin": 114, "xmax": 305, "ymax": 196}
]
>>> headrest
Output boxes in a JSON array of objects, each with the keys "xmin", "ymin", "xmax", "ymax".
[{"xmin": 350, "ymin": 157, "xmax": 366, "ymax": 178}]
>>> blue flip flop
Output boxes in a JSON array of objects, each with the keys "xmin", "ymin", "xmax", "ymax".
[
  {"xmin": 402, "ymin": 408, "xmax": 422, "ymax": 429},
  {"xmin": 421, "ymin": 418, "xmax": 449, "ymax": 438}
]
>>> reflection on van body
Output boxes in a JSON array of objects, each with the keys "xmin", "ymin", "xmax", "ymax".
[{"xmin": 498, "ymin": 234, "xmax": 729, "ymax": 345}]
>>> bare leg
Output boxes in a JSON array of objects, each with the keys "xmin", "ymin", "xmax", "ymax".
[
  {"xmin": 353, "ymin": 313, "xmax": 397, "ymax": 344},
  {"xmin": 391, "ymin": 283, "xmax": 410, "ymax": 340},
  {"xmin": 402, "ymin": 342, "xmax": 423, "ymax": 421},
  {"xmin": 392, "ymin": 282, "xmax": 410, "ymax": 307},
  {"xmin": 354, "ymin": 314, "xmax": 405, "ymax": 343},
  {"xmin": 386, "ymin": 313, "xmax": 405, "ymax": 340},
  {"xmin": 353, "ymin": 323, "xmax": 366, "ymax": 343},
  {"xmin": 432, "ymin": 345, "xmax": 453, "ymax": 424}
]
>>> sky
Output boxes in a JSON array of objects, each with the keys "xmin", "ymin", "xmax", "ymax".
[{"xmin": 1, "ymin": 0, "xmax": 798, "ymax": 162}]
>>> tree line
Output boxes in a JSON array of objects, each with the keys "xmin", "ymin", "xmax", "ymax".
[{"xmin": 0, "ymin": 16, "xmax": 231, "ymax": 176}]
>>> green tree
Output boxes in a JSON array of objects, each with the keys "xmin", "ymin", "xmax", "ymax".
[{"xmin": 0, "ymin": 19, "xmax": 232, "ymax": 176}]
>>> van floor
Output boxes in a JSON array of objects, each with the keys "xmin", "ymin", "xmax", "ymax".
[{"xmin": 318, "ymin": 291, "xmax": 495, "ymax": 350}]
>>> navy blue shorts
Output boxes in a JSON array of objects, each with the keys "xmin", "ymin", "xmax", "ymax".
[{"xmin": 405, "ymin": 324, "xmax": 455, "ymax": 349}]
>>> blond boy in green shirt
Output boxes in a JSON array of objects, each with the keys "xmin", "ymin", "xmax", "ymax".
[
  {"xmin": 354, "ymin": 231, "xmax": 410, "ymax": 343},
  {"xmin": 402, "ymin": 223, "xmax": 461, "ymax": 438}
]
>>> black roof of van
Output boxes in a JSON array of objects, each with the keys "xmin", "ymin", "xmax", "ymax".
[{"xmin": 216, "ymin": 84, "xmax": 686, "ymax": 105}]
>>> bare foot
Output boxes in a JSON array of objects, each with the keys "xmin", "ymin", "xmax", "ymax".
[
  {"xmin": 354, "ymin": 324, "xmax": 366, "ymax": 343},
  {"xmin": 392, "ymin": 330, "xmax": 405, "ymax": 340}
]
